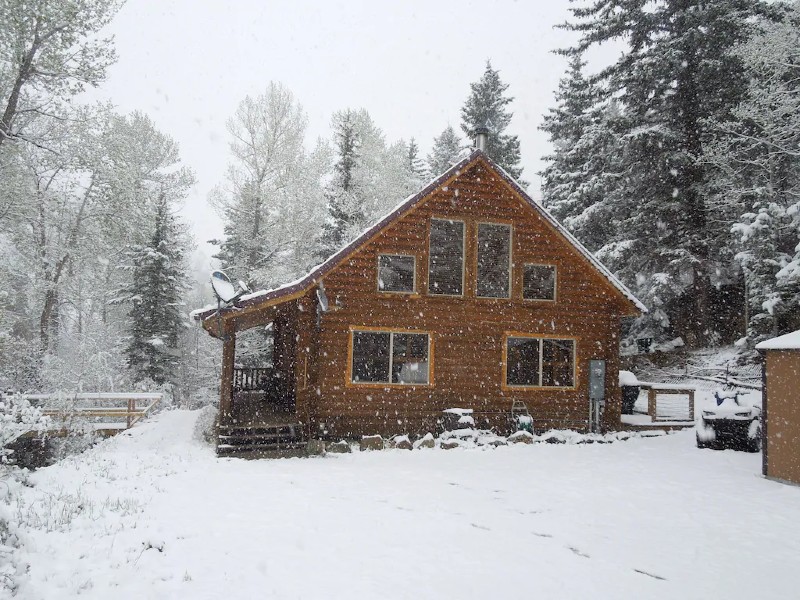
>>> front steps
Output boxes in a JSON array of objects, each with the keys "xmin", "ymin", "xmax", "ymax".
[{"xmin": 217, "ymin": 422, "xmax": 307, "ymax": 458}]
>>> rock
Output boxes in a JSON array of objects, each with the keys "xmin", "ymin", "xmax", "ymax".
[
  {"xmin": 508, "ymin": 431, "xmax": 535, "ymax": 444},
  {"xmin": 445, "ymin": 428, "xmax": 479, "ymax": 441},
  {"xmin": 327, "ymin": 440, "xmax": 351, "ymax": 454},
  {"xmin": 306, "ymin": 439, "xmax": 325, "ymax": 456},
  {"xmin": 440, "ymin": 439, "xmax": 461, "ymax": 450},
  {"xmin": 393, "ymin": 435, "xmax": 413, "ymax": 450},
  {"xmin": 480, "ymin": 437, "xmax": 508, "ymax": 447},
  {"xmin": 441, "ymin": 408, "xmax": 475, "ymax": 431},
  {"xmin": 359, "ymin": 435, "xmax": 384, "ymax": 451},
  {"xmin": 414, "ymin": 433, "xmax": 435, "ymax": 449}
]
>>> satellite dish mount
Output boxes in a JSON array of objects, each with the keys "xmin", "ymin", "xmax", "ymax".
[{"xmin": 211, "ymin": 270, "xmax": 249, "ymax": 307}]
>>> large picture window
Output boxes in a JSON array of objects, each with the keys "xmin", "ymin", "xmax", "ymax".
[
  {"xmin": 523, "ymin": 264, "xmax": 556, "ymax": 301},
  {"xmin": 505, "ymin": 336, "xmax": 575, "ymax": 388},
  {"xmin": 476, "ymin": 223, "xmax": 511, "ymax": 298},
  {"xmin": 428, "ymin": 219, "xmax": 464, "ymax": 296},
  {"xmin": 378, "ymin": 254, "xmax": 415, "ymax": 293},
  {"xmin": 351, "ymin": 330, "xmax": 430, "ymax": 385}
]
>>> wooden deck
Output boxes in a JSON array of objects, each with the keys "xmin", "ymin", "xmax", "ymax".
[{"xmin": 230, "ymin": 391, "xmax": 299, "ymax": 427}]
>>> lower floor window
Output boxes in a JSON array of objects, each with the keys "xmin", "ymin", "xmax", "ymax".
[
  {"xmin": 351, "ymin": 330, "xmax": 430, "ymax": 384},
  {"xmin": 506, "ymin": 336, "xmax": 575, "ymax": 387}
]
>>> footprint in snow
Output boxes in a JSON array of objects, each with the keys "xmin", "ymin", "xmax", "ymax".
[
  {"xmin": 568, "ymin": 546, "xmax": 590, "ymax": 558},
  {"xmin": 532, "ymin": 532, "xmax": 553, "ymax": 538},
  {"xmin": 634, "ymin": 569, "xmax": 667, "ymax": 581},
  {"xmin": 471, "ymin": 523, "xmax": 491, "ymax": 531}
]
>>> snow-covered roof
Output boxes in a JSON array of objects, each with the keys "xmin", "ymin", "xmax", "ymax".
[
  {"xmin": 194, "ymin": 150, "xmax": 646, "ymax": 322},
  {"xmin": 755, "ymin": 329, "xmax": 800, "ymax": 351}
]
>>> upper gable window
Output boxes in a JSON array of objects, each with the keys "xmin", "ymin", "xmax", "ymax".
[
  {"xmin": 378, "ymin": 254, "xmax": 415, "ymax": 293},
  {"xmin": 428, "ymin": 219, "xmax": 464, "ymax": 296},
  {"xmin": 523, "ymin": 264, "xmax": 556, "ymax": 301},
  {"xmin": 476, "ymin": 223, "xmax": 511, "ymax": 298}
]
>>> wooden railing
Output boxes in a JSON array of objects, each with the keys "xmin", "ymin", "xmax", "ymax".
[
  {"xmin": 233, "ymin": 367, "xmax": 276, "ymax": 392},
  {"xmin": 24, "ymin": 392, "xmax": 162, "ymax": 431}
]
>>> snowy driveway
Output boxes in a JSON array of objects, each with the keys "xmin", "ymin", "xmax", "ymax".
[{"xmin": 7, "ymin": 410, "xmax": 800, "ymax": 599}]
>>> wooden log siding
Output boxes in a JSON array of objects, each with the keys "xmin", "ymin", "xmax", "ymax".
[{"xmin": 308, "ymin": 161, "xmax": 628, "ymax": 438}]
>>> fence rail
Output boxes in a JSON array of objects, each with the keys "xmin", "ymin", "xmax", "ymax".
[
  {"xmin": 24, "ymin": 392, "xmax": 161, "ymax": 431},
  {"xmin": 638, "ymin": 383, "xmax": 695, "ymax": 422}
]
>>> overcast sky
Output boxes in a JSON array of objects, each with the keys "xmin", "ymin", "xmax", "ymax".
[{"xmin": 94, "ymin": 0, "xmax": 618, "ymax": 271}]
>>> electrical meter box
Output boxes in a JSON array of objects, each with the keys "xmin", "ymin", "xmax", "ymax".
[{"xmin": 589, "ymin": 360, "xmax": 606, "ymax": 401}]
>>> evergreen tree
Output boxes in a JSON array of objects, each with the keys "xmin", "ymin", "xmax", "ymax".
[
  {"xmin": 317, "ymin": 109, "xmax": 362, "ymax": 260},
  {"xmin": 540, "ymin": 55, "xmax": 621, "ymax": 252},
  {"xmin": 561, "ymin": 0, "xmax": 775, "ymax": 345},
  {"xmin": 124, "ymin": 195, "xmax": 187, "ymax": 387},
  {"xmin": 407, "ymin": 137, "xmax": 427, "ymax": 185},
  {"xmin": 427, "ymin": 125, "xmax": 463, "ymax": 176},
  {"xmin": 705, "ymin": 4, "xmax": 800, "ymax": 344},
  {"xmin": 316, "ymin": 108, "xmax": 409, "ymax": 261},
  {"xmin": 460, "ymin": 60, "xmax": 523, "ymax": 180}
]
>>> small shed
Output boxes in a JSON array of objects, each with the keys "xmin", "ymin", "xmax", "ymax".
[{"xmin": 756, "ymin": 330, "xmax": 800, "ymax": 485}]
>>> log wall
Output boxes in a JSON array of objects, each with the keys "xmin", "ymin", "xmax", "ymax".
[{"xmin": 309, "ymin": 160, "xmax": 628, "ymax": 439}]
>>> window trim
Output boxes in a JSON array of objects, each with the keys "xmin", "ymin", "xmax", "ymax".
[
  {"xmin": 427, "ymin": 218, "xmax": 466, "ymax": 298},
  {"xmin": 347, "ymin": 326, "xmax": 434, "ymax": 388},
  {"xmin": 501, "ymin": 332, "xmax": 578, "ymax": 390},
  {"xmin": 521, "ymin": 263, "xmax": 557, "ymax": 302},
  {"xmin": 475, "ymin": 221, "xmax": 513, "ymax": 300},
  {"xmin": 377, "ymin": 253, "xmax": 417, "ymax": 295}
]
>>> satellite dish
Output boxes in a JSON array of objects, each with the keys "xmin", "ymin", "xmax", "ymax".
[
  {"xmin": 211, "ymin": 270, "xmax": 238, "ymax": 304},
  {"xmin": 316, "ymin": 282, "xmax": 329, "ymax": 313}
]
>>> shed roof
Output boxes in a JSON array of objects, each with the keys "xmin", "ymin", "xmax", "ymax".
[
  {"xmin": 193, "ymin": 149, "xmax": 647, "ymax": 322},
  {"xmin": 755, "ymin": 329, "xmax": 800, "ymax": 351}
]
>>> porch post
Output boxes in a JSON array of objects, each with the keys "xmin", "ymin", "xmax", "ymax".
[{"xmin": 220, "ymin": 321, "xmax": 236, "ymax": 423}]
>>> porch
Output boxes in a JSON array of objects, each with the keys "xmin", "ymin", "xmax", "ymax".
[{"xmin": 206, "ymin": 292, "xmax": 319, "ymax": 456}]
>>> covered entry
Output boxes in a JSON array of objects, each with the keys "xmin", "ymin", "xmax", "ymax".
[{"xmin": 198, "ymin": 290, "xmax": 318, "ymax": 455}]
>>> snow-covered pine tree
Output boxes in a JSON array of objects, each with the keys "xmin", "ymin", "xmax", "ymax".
[
  {"xmin": 540, "ymin": 54, "xmax": 621, "ymax": 252},
  {"xmin": 407, "ymin": 138, "xmax": 428, "ymax": 186},
  {"xmin": 317, "ymin": 109, "xmax": 362, "ymax": 261},
  {"xmin": 705, "ymin": 3, "xmax": 800, "ymax": 344},
  {"xmin": 427, "ymin": 125, "xmax": 463, "ymax": 177},
  {"xmin": 561, "ymin": 0, "xmax": 775, "ymax": 346},
  {"xmin": 316, "ymin": 108, "xmax": 409, "ymax": 262},
  {"xmin": 460, "ymin": 60, "xmax": 523, "ymax": 180},
  {"xmin": 124, "ymin": 195, "xmax": 187, "ymax": 387}
]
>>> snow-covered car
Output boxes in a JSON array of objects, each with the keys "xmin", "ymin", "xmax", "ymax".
[{"xmin": 696, "ymin": 389, "xmax": 761, "ymax": 452}]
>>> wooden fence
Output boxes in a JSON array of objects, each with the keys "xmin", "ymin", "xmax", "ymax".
[
  {"xmin": 23, "ymin": 392, "xmax": 162, "ymax": 434},
  {"xmin": 638, "ymin": 383, "xmax": 695, "ymax": 422}
]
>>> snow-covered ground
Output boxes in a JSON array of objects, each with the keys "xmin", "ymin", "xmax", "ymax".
[{"xmin": 5, "ymin": 410, "xmax": 800, "ymax": 599}]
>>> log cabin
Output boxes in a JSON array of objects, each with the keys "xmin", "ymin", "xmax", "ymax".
[{"xmin": 193, "ymin": 142, "xmax": 646, "ymax": 455}]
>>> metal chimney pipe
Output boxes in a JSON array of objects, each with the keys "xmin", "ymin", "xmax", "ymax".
[{"xmin": 474, "ymin": 125, "xmax": 489, "ymax": 151}]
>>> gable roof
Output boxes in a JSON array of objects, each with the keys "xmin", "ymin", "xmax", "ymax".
[{"xmin": 193, "ymin": 150, "xmax": 646, "ymax": 323}]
